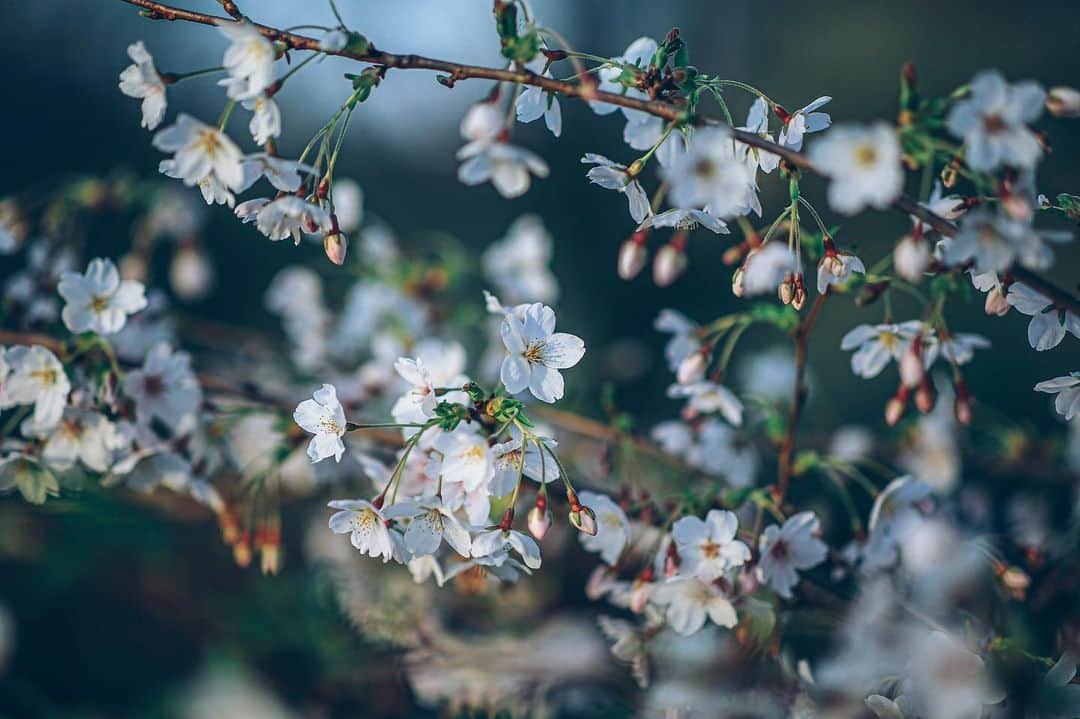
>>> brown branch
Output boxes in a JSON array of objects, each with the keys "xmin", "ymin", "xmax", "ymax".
[
  {"xmin": 775, "ymin": 291, "xmax": 829, "ymax": 501},
  {"xmin": 216, "ymin": 0, "xmax": 242, "ymax": 20}
]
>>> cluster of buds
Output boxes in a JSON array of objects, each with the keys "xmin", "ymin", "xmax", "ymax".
[{"xmin": 778, "ymin": 272, "xmax": 807, "ymax": 310}]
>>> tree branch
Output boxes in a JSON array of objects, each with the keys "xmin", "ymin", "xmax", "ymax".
[{"xmin": 117, "ymin": 0, "xmax": 1079, "ymax": 316}]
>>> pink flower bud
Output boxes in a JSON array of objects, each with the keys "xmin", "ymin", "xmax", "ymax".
[
  {"xmin": 778, "ymin": 272, "xmax": 795, "ymax": 305},
  {"xmin": 915, "ymin": 381, "xmax": 935, "ymax": 414},
  {"xmin": 528, "ymin": 504, "xmax": 551, "ymax": 540},
  {"xmin": 570, "ymin": 505, "xmax": 598, "ymax": 536},
  {"xmin": 323, "ymin": 232, "xmax": 348, "ymax": 265},
  {"xmin": 984, "ymin": 287, "xmax": 1010, "ymax": 316},
  {"xmin": 652, "ymin": 242, "xmax": 686, "ymax": 287},
  {"xmin": 894, "ymin": 234, "xmax": 930, "ymax": 283},
  {"xmin": 885, "ymin": 387, "xmax": 909, "ymax": 426},
  {"xmin": 899, "ymin": 346, "xmax": 924, "ymax": 388},
  {"xmin": 676, "ymin": 349, "xmax": 708, "ymax": 385},
  {"xmin": 618, "ymin": 232, "xmax": 649, "ymax": 280},
  {"xmin": 630, "ymin": 579, "xmax": 653, "ymax": 613},
  {"xmin": 1047, "ymin": 86, "xmax": 1080, "ymax": 118}
]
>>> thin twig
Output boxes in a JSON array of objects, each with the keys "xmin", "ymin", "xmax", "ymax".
[{"xmin": 775, "ymin": 291, "xmax": 829, "ymax": 501}]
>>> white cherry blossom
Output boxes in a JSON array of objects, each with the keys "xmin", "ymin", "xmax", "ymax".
[
  {"xmin": 118, "ymin": 41, "xmax": 167, "ymax": 130},
  {"xmin": 778, "ymin": 96, "xmax": 831, "ymax": 151},
  {"xmin": 666, "ymin": 381, "xmax": 743, "ymax": 426},
  {"xmin": 497, "ymin": 301, "xmax": 585, "ymax": 403},
  {"xmin": 4, "ymin": 345, "xmax": 70, "ymax": 428},
  {"xmin": 738, "ymin": 242, "xmax": 796, "ymax": 296},
  {"xmin": 581, "ymin": 154, "xmax": 650, "ymax": 224},
  {"xmin": 671, "ymin": 509, "xmax": 751, "ymax": 581},
  {"xmin": 328, "ymin": 499, "xmax": 394, "ymax": 561},
  {"xmin": 809, "ymin": 123, "xmax": 903, "ymax": 215},
  {"xmin": 384, "ymin": 496, "xmax": 472, "ymax": 558},
  {"xmin": 738, "ymin": 97, "xmax": 781, "ymax": 175},
  {"xmin": 515, "ymin": 56, "xmax": 561, "ymax": 137},
  {"xmin": 482, "ymin": 215, "xmax": 559, "ymax": 304},
  {"xmin": 471, "ymin": 527, "xmax": 542, "ymax": 569},
  {"xmin": 293, "ymin": 383, "xmax": 347, "ymax": 463},
  {"xmin": 946, "ymin": 70, "xmax": 1045, "ymax": 171},
  {"xmin": 663, "ymin": 127, "xmax": 754, "ymax": 219},
  {"xmin": 242, "ymin": 95, "xmax": 281, "ymax": 145},
  {"xmin": 1006, "ymin": 283, "xmax": 1080, "ymax": 351},
  {"xmin": 841, "ymin": 322, "xmax": 928, "ymax": 379},
  {"xmin": 153, "ymin": 114, "xmax": 245, "ymax": 194},
  {"xmin": 457, "ymin": 103, "xmax": 548, "ymax": 198},
  {"xmin": 58, "ymin": 258, "xmax": 147, "ymax": 335},
  {"xmin": 123, "ymin": 342, "xmax": 201, "ymax": 434},
  {"xmin": 433, "ymin": 426, "xmax": 494, "ymax": 492},
  {"xmin": 22, "ymin": 409, "xmax": 120, "ymax": 473},
  {"xmin": 816, "ymin": 251, "xmax": 866, "ymax": 294},
  {"xmin": 589, "ymin": 37, "xmax": 656, "ymax": 116},
  {"xmin": 217, "ymin": 20, "xmax": 276, "ymax": 100},
  {"xmin": 941, "ymin": 208, "xmax": 1070, "ymax": 274},
  {"xmin": 1035, "ymin": 372, "xmax": 1080, "ymax": 420},
  {"xmin": 654, "ymin": 576, "xmax": 738, "ymax": 636},
  {"xmin": 756, "ymin": 511, "xmax": 828, "ymax": 599},
  {"xmin": 577, "ymin": 491, "xmax": 630, "ymax": 565}
]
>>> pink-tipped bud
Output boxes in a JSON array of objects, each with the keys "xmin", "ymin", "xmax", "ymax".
[
  {"xmin": 899, "ymin": 345, "xmax": 924, "ymax": 388},
  {"xmin": 677, "ymin": 348, "xmax": 709, "ymax": 385},
  {"xmin": 664, "ymin": 541, "xmax": 680, "ymax": 577},
  {"xmin": 630, "ymin": 567, "xmax": 655, "ymax": 613},
  {"xmin": 618, "ymin": 233, "xmax": 649, "ymax": 280},
  {"xmin": 1000, "ymin": 192, "xmax": 1033, "ymax": 223},
  {"xmin": 915, "ymin": 379, "xmax": 935, "ymax": 414},
  {"xmin": 323, "ymin": 232, "xmax": 348, "ymax": 265},
  {"xmin": 528, "ymin": 503, "xmax": 551, "ymax": 540},
  {"xmin": 954, "ymin": 379, "xmax": 973, "ymax": 425},
  {"xmin": 885, "ymin": 386, "xmax": 909, "ymax": 426},
  {"xmin": 792, "ymin": 283, "xmax": 807, "ymax": 311},
  {"xmin": 1047, "ymin": 86, "xmax": 1080, "ymax": 118},
  {"xmin": 984, "ymin": 287, "xmax": 1011, "ymax": 316},
  {"xmin": 778, "ymin": 272, "xmax": 796, "ymax": 305},
  {"xmin": 570, "ymin": 505, "xmax": 598, "ymax": 536},
  {"xmin": 652, "ymin": 239, "xmax": 687, "ymax": 287},
  {"xmin": 894, "ymin": 234, "xmax": 931, "ymax": 283}
]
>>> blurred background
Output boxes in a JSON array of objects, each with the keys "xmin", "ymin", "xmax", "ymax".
[{"xmin": 0, "ymin": 1, "xmax": 1078, "ymax": 716}]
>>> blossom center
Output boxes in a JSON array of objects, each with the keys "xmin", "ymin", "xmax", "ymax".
[
  {"xmin": 854, "ymin": 143, "xmax": 878, "ymax": 167},
  {"xmin": 143, "ymin": 374, "xmax": 165, "ymax": 396},
  {"xmin": 90, "ymin": 295, "xmax": 110, "ymax": 313},
  {"xmin": 523, "ymin": 340, "xmax": 546, "ymax": 365},
  {"xmin": 982, "ymin": 114, "xmax": 1006, "ymax": 134},
  {"xmin": 700, "ymin": 539, "xmax": 721, "ymax": 559}
]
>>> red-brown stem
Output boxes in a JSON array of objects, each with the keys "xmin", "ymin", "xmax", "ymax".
[{"xmin": 775, "ymin": 291, "xmax": 829, "ymax": 502}]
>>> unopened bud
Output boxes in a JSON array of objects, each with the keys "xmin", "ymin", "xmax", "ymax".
[
  {"xmin": 677, "ymin": 348, "xmax": 709, "ymax": 385},
  {"xmin": 1047, "ymin": 86, "xmax": 1080, "ymax": 118},
  {"xmin": 894, "ymin": 234, "xmax": 930, "ymax": 283},
  {"xmin": 570, "ymin": 505, "xmax": 598, "ymax": 536},
  {"xmin": 915, "ymin": 379, "xmax": 935, "ymax": 414},
  {"xmin": 528, "ymin": 503, "xmax": 551, "ymax": 540},
  {"xmin": 885, "ymin": 386, "xmax": 909, "ymax": 426},
  {"xmin": 792, "ymin": 283, "xmax": 807, "ymax": 311},
  {"xmin": 323, "ymin": 232, "xmax": 348, "ymax": 265},
  {"xmin": 653, "ymin": 239, "xmax": 687, "ymax": 287},
  {"xmin": 618, "ymin": 231, "xmax": 649, "ymax": 280},
  {"xmin": 1000, "ymin": 192, "xmax": 1033, "ymax": 223},
  {"xmin": 778, "ymin": 272, "xmax": 796, "ymax": 305},
  {"xmin": 722, "ymin": 242, "xmax": 748, "ymax": 266},
  {"xmin": 984, "ymin": 287, "xmax": 1010, "ymax": 316},
  {"xmin": 170, "ymin": 243, "xmax": 214, "ymax": 300},
  {"xmin": 954, "ymin": 380, "xmax": 973, "ymax": 425},
  {"xmin": 630, "ymin": 568, "xmax": 655, "ymax": 613},
  {"xmin": 233, "ymin": 532, "xmax": 252, "ymax": 568},
  {"xmin": 899, "ymin": 345, "xmax": 924, "ymax": 388},
  {"xmin": 260, "ymin": 541, "xmax": 281, "ymax": 575},
  {"xmin": 731, "ymin": 267, "xmax": 746, "ymax": 297}
]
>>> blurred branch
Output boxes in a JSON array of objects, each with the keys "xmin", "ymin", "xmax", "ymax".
[
  {"xmin": 117, "ymin": 0, "xmax": 1080, "ymax": 316},
  {"xmin": 776, "ymin": 291, "xmax": 829, "ymax": 501}
]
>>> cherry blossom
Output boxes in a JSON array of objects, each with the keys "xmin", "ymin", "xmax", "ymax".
[
  {"xmin": 293, "ymin": 383, "xmax": 347, "ymax": 463},
  {"xmin": 153, "ymin": 114, "xmax": 245, "ymax": 196},
  {"xmin": 1006, "ymin": 282, "xmax": 1080, "ymax": 351},
  {"xmin": 482, "ymin": 215, "xmax": 559, "ymax": 304},
  {"xmin": 663, "ymin": 127, "xmax": 755, "ymax": 219},
  {"xmin": 946, "ymin": 70, "xmax": 1045, "ymax": 171},
  {"xmin": 123, "ymin": 342, "xmax": 201, "ymax": 434},
  {"xmin": 457, "ymin": 103, "xmax": 548, "ymax": 198},
  {"xmin": 654, "ymin": 576, "xmax": 738, "ymax": 636},
  {"xmin": 471, "ymin": 527, "xmax": 542, "ymax": 569},
  {"xmin": 58, "ymin": 258, "xmax": 147, "ymax": 335},
  {"xmin": 4, "ymin": 345, "xmax": 70, "ymax": 428},
  {"xmin": 778, "ymin": 96, "xmax": 832, "ymax": 151},
  {"xmin": 383, "ymin": 496, "xmax": 472, "ymax": 558},
  {"xmin": 328, "ymin": 499, "xmax": 394, "ymax": 561},
  {"xmin": 577, "ymin": 491, "xmax": 630, "ymax": 565},
  {"xmin": 216, "ymin": 20, "xmax": 276, "ymax": 101},
  {"xmin": 809, "ymin": 123, "xmax": 903, "ymax": 215},
  {"xmin": 118, "ymin": 41, "xmax": 167, "ymax": 130},
  {"xmin": 515, "ymin": 56, "xmax": 561, "ymax": 137},
  {"xmin": 840, "ymin": 322, "xmax": 928, "ymax": 379},
  {"xmin": 671, "ymin": 509, "xmax": 751, "ymax": 581},
  {"xmin": 581, "ymin": 154, "xmax": 650, "ymax": 224},
  {"xmin": 816, "ymin": 250, "xmax": 866, "ymax": 294},
  {"xmin": 1035, "ymin": 372, "xmax": 1080, "ymax": 420},
  {"xmin": 756, "ymin": 512, "xmax": 828, "ymax": 598},
  {"xmin": 496, "ymin": 301, "xmax": 585, "ymax": 403}
]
